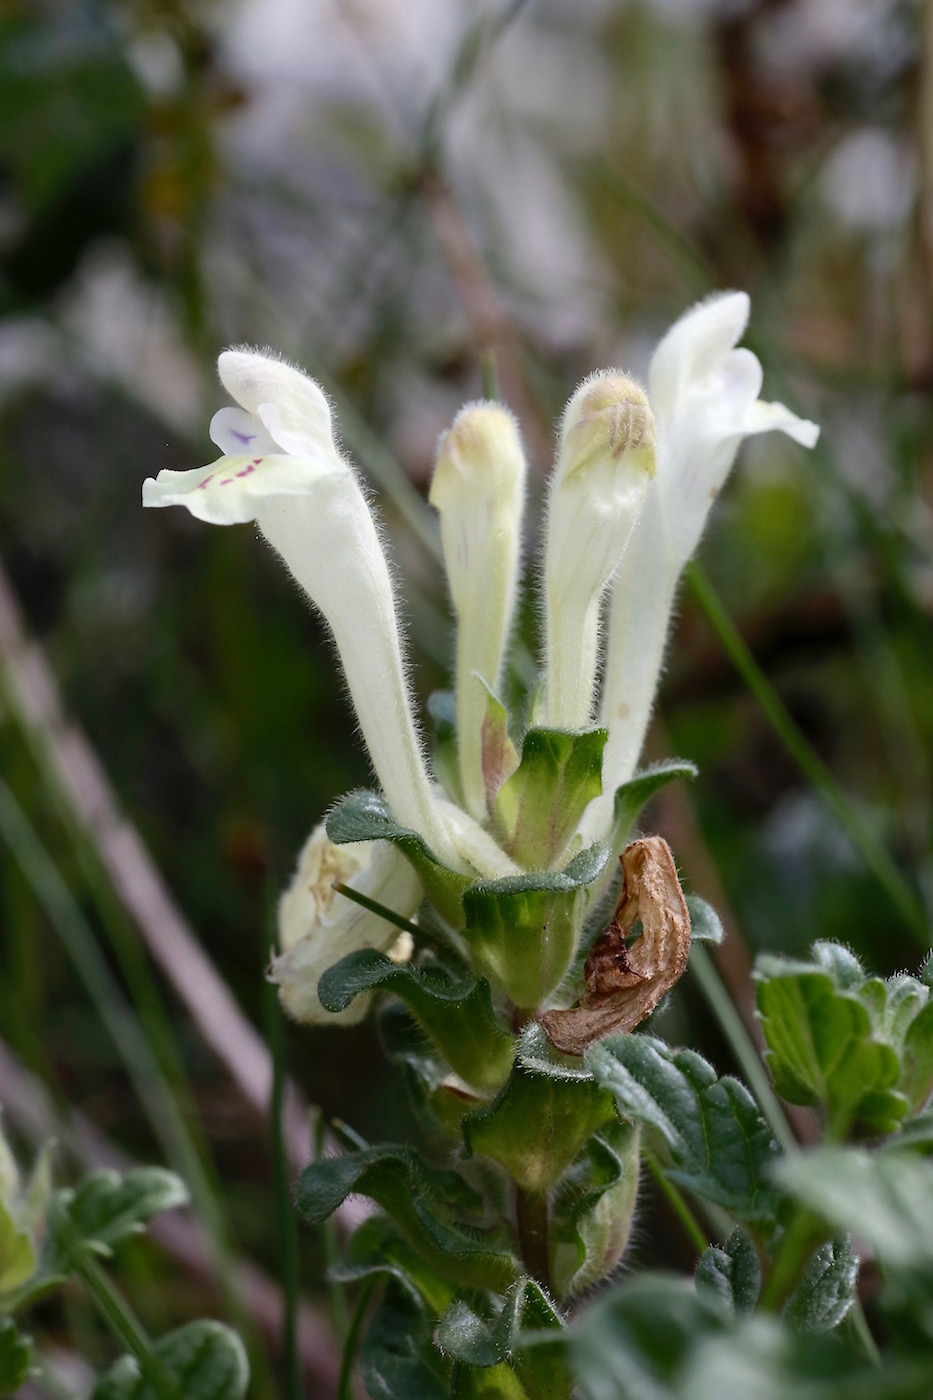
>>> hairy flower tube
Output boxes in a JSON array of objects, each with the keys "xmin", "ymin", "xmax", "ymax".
[
  {"xmin": 542, "ymin": 374, "xmax": 657, "ymax": 730},
  {"xmin": 144, "ymin": 348, "xmax": 470, "ymax": 874},
  {"xmin": 144, "ymin": 298, "xmax": 817, "ymax": 1031},
  {"xmin": 579, "ymin": 293, "xmax": 819, "ymax": 844},
  {"xmin": 429, "ymin": 402, "xmax": 526, "ymax": 821}
]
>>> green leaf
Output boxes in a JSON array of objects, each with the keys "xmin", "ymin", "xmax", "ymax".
[
  {"xmin": 550, "ymin": 1120, "xmax": 640, "ymax": 1300},
  {"xmin": 318, "ymin": 948, "xmax": 515, "ymax": 1089},
  {"xmin": 437, "ymin": 1279, "xmax": 570, "ymax": 1400},
  {"xmin": 785, "ymin": 1236, "xmax": 859, "ymax": 1334},
  {"xmin": 461, "ymin": 843, "xmax": 609, "ymax": 1009},
  {"xmin": 0, "ymin": 1319, "xmax": 31, "ymax": 1397},
  {"xmin": 57, "ymin": 1168, "xmax": 190, "ymax": 1259},
  {"xmin": 586, "ymin": 1036, "xmax": 780, "ymax": 1226},
  {"xmin": 902, "ymin": 1002, "xmax": 933, "ymax": 1114},
  {"xmin": 609, "ymin": 760, "xmax": 698, "ymax": 851},
  {"xmin": 360, "ymin": 1282, "xmax": 451, "ymax": 1400},
  {"xmin": 495, "ymin": 728, "xmax": 607, "ymax": 869},
  {"xmin": 92, "ymin": 1320, "xmax": 248, "ymax": 1400},
  {"xmin": 327, "ymin": 789, "xmax": 471, "ymax": 927},
  {"xmin": 777, "ymin": 1148, "xmax": 933, "ymax": 1271},
  {"xmin": 296, "ymin": 1145, "xmax": 520, "ymax": 1290},
  {"xmin": 755, "ymin": 956, "xmax": 907, "ymax": 1136},
  {"xmin": 566, "ymin": 1272, "xmax": 929, "ymax": 1400},
  {"xmin": 462, "ymin": 1025, "xmax": 618, "ymax": 1193},
  {"xmin": 685, "ymin": 895, "xmax": 725, "ymax": 946},
  {"xmin": 567, "ymin": 1273, "xmax": 728, "ymax": 1398},
  {"xmin": 695, "ymin": 1228, "xmax": 761, "ymax": 1317},
  {"xmin": 0, "ymin": 1201, "xmax": 36, "ymax": 1295},
  {"xmin": 331, "ymin": 1215, "xmax": 456, "ymax": 1315}
]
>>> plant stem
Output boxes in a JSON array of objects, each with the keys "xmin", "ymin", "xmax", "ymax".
[
  {"xmin": 69, "ymin": 1244, "xmax": 180, "ymax": 1400},
  {"xmin": 644, "ymin": 1152, "xmax": 708, "ymax": 1257},
  {"xmin": 849, "ymin": 1297, "xmax": 881, "ymax": 1367},
  {"xmin": 689, "ymin": 945, "xmax": 796, "ymax": 1154},
  {"xmin": 338, "ymin": 1278, "xmax": 377, "ymax": 1400},
  {"xmin": 515, "ymin": 1187, "xmax": 550, "ymax": 1289},
  {"xmin": 685, "ymin": 563, "xmax": 928, "ymax": 947},
  {"xmin": 263, "ymin": 903, "xmax": 302, "ymax": 1400},
  {"xmin": 759, "ymin": 1208, "xmax": 818, "ymax": 1312}
]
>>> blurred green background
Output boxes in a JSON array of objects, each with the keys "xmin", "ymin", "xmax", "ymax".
[{"xmin": 1, "ymin": 0, "xmax": 931, "ymax": 1393}]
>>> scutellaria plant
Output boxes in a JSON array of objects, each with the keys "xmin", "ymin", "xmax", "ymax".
[{"xmin": 127, "ymin": 294, "xmax": 933, "ymax": 1399}]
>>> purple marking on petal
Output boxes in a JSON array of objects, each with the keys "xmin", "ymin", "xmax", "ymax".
[
  {"xmin": 197, "ymin": 475, "xmax": 215, "ymax": 491},
  {"xmin": 236, "ymin": 463, "xmax": 257, "ymax": 478},
  {"xmin": 232, "ymin": 429, "xmax": 256, "ymax": 445},
  {"xmin": 220, "ymin": 478, "xmax": 234, "ymax": 486}
]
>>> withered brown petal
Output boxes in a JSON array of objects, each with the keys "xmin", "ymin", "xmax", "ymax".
[{"xmin": 538, "ymin": 836, "xmax": 691, "ymax": 1056}]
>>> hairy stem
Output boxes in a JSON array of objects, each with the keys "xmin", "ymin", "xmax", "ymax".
[{"xmin": 515, "ymin": 1187, "xmax": 550, "ymax": 1289}]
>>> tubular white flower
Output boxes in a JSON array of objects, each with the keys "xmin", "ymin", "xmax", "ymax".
[
  {"xmin": 429, "ymin": 402, "xmax": 526, "ymax": 820},
  {"xmin": 582, "ymin": 293, "xmax": 820, "ymax": 842},
  {"xmin": 269, "ymin": 826, "xmax": 421, "ymax": 1025},
  {"xmin": 143, "ymin": 349, "xmax": 459, "ymax": 866},
  {"xmin": 542, "ymin": 373, "xmax": 656, "ymax": 730}
]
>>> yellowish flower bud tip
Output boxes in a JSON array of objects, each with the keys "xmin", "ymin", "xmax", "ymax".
[
  {"xmin": 429, "ymin": 400, "xmax": 523, "ymax": 505},
  {"xmin": 560, "ymin": 373, "xmax": 657, "ymax": 481}
]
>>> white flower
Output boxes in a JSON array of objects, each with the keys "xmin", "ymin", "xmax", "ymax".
[
  {"xmin": 429, "ymin": 402, "xmax": 526, "ymax": 820},
  {"xmin": 581, "ymin": 293, "xmax": 819, "ymax": 842},
  {"xmin": 269, "ymin": 825, "xmax": 421, "ymax": 1025},
  {"xmin": 542, "ymin": 373, "xmax": 657, "ymax": 731},
  {"xmin": 144, "ymin": 349, "xmax": 464, "ymax": 868}
]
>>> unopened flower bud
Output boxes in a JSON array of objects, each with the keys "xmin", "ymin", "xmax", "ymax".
[
  {"xmin": 543, "ymin": 373, "xmax": 656, "ymax": 730},
  {"xmin": 430, "ymin": 402, "xmax": 526, "ymax": 819}
]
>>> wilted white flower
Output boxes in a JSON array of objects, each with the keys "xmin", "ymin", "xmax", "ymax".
[{"xmin": 268, "ymin": 824, "xmax": 421, "ymax": 1026}]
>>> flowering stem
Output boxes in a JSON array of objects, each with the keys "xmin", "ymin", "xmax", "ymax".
[
  {"xmin": 263, "ymin": 902, "xmax": 301, "ymax": 1400},
  {"xmin": 686, "ymin": 563, "xmax": 928, "ymax": 946},
  {"xmin": 515, "ymin": 1187, "xmax": 550, "ymax": 1289}
]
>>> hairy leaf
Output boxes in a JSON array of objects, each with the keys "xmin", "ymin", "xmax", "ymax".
[
  {"xmin": 586, "ymin": 1036, "xmax": 779, "ymax": 1226},
  {"xmin": 327, "ymin": 789, "xmax": 471, "ymax": 927},
  {"xmin": 318, "ymin": 949, "xmax": 514, "ymax": 1089},
  {"xmin": 360, "ymin": 1283, "xmax": 450, "ymax": 1400},
  {"xmin": 608, "ymin": 760, "xmax": 698, "ymax": 852},
  {"xmin": 778, "ymin": 1149, "xmax": 933, "ymax": 1271},
  {"xmin": 296, "ymin": 1145, "xmax": 520, "ymax": 1289},
  {"xmin": 785, "ymin": 1237, "xmax": 859, "ymax": 1334},
  {"xmin": 57, "ymin": 1167, "xmax": 190, "ymax": 1259},
  {"xmin": 695, "ymin": 1229, "xmax": 761, "ymax": 1317},
  {"xmin": 755, "ymin": 956, "xmax": 907, "ymax": 1136},
  {"xmin": 92, "ymin": 1320, "xmax": 248, "ymax": 1400}
]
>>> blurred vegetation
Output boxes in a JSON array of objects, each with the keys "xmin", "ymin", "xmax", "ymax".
[{"xmin": 0, "ymin": 0, "xmax": 931, "ymax": 1393}]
